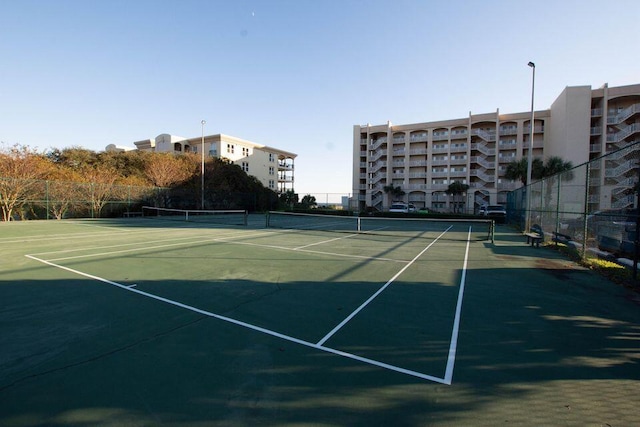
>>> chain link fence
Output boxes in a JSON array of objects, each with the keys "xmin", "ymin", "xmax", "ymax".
[
  {"xmin": 508, "ymin": 140, "xmax": 640, "ymax": 272},
  {"xmin": 0, "ymin": 178, "xmax": 279, "ymax": 220}
]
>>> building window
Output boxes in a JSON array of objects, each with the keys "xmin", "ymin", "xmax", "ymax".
[
  {"xmin": 242, "ymin": 147, "xmax": 249, "ymax": 156},
  {"xmin": 242, "ymin": 162, "xmax": 249, "ymax": 172},
  {"xmin": 227, "ymin": 144, "xmax": 235, "ymax": 154},
  {"xmin": 268, "ymin": 180, "xmax": 275, "ymax": 189},
  {"xmin": 269, "ymin": 153, "xmax": 275, "ymax": 162},
  {"xmin": 269, "ymin": 166, "xmax": 275, "ymax": 175}
]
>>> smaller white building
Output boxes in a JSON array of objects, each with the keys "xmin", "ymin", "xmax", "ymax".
[{"xmin": 118, "ymin": 133, "xmax": 296, "ymax": 193}]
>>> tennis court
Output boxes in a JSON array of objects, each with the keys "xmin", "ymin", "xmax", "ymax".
[{"xmin": 1, "ymin": 213, "xmax": 639, "ymax": 426}]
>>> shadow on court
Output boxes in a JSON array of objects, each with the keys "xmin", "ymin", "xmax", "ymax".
[{"xmin": 1, "ymin": 256, "xmax": 639, "ymax": 426}]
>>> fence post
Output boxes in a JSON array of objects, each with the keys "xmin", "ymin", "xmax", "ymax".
[
  {"xmin": 45, "ymin": 180, "xmax": 50, "ymax": 220},
  {"xmin": 580, "ymin": 163, "xmax": 591, "ymax": 260},
  {"xmin": 91, "ymin": 183, "xmax": 95, "ymax": 219},
  {"xmin": 555, "ymin": 175, "xmax": 561, "ymax": 246}
]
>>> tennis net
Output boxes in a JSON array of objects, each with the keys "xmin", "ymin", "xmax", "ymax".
[
  {"xmin": 266, "ymin": 211, "xmax": 494, "ymax": 242},
  {"xmin": 142, "ymin": 206, "xmax": 248, "ymax": 226}
]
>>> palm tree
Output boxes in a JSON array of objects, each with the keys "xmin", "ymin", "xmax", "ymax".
[
  {"xmin": 540, "ymin": 156, "xmax": 574, "ymax": 210},
  {"xmin": 383, "ymin": 184, "xmax": 405, "ymax": 201},
  {"xmin": 504, "ymin": 158, "xmax": 544, "ymax": 186},
  {"xmin": 541, "ymin": 156, "xmax": 573, "ymax": 179},
  {"xmin": 447, "ymin": 181, "xmax": 469, "ymax": 213}
]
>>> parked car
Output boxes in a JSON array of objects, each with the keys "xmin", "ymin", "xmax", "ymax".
[
  {"xmin": 389, "ymin": 203, "xmax": 417, "ymax": 213},
  {"xmin": 484, "ymin": 205, "xmax": 507, "ymax": 223}
]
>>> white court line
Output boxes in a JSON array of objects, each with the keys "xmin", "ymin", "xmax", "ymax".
[
  {"xmin": 33, "ymin": 227, "xmax": 405, "ymax": 265},
  {"xmin": 39, "ymin": 229, "xmax": 278, "ymax": 262},
  {"xmin": 24, "ymin": 254, "xmax": 447, "ymax": 384},
  {"xmin": 209, "ymin": 238, "xmax": 406, "ymax": 263},
  {"xmin": 65, "ymin": 221, "xmax": 130, "ymax": 231},
  {"xmin": 443, "ymin": 226, "xmax": 472, "ymax": 385},
  {"xmin": 316, "ymin": 226, "xmax": 453, "ymax": 347},
  {"xmin": 293, "ymin": 233, "xmax": 359, "ymax": 250}
]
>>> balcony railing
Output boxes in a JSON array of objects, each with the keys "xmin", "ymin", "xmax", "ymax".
[
  {"xmin": 606, "ymin": 103, "xmax": 640, "ymax": 124},
  {"xmin": 410, "ymin": 134, "xmax": 428, "ymax": 142}
]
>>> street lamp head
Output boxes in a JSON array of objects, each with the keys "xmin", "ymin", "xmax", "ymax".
[
  {"xmin": 201, "ymin": 120, "xmax": 206, "ymax": 125},
  {"xmin": 528, "ymin": 61, "xmax": 535, "ymax": 68}
]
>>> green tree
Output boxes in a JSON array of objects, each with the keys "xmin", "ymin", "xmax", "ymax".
[
  {"xmin": 541, "ymin": 156, "xmax": 573, "ymax": 178},
  {"xmin": 300, "ymin": 194, "xmax": 317, "ymax": 209},
  {"xmin": 383, "ymin": 184, "xmax": 405, "ymax": 201},
  {"xmin": 48, "ymin": 146, "xmax": 99, "ymax": 171},
  {"xmin": 446, "ymin": 181, "xmax": 469, "ymax": 213},
  {"xmin": 279, "ymin": 190, "xmax": 298, "ymax": 209},
  {"xmin": 504, "ymin": 157, "xmax": 544, "ymax": 185},
  {"xmin": 540, "ymin": 156, "xmax": 574, "ymax": 210}
]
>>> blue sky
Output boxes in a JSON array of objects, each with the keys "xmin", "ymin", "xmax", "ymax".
[{"xmin": 1, "ymin": 0, "xmax": 639, "ymax": 196}]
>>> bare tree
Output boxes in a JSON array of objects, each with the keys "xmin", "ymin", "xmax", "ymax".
[
  {"xmin": 0, "ymin": 144, "xmax": 51, "ymax": 221},
  {"xmin": 144, "ymin": 153, "xmax": 197, "ymax": 187}
]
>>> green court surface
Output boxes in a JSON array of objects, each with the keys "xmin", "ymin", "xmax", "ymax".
[{"xmin": 1, "ymin": 215, "xmax": 638, "ymax": 426}]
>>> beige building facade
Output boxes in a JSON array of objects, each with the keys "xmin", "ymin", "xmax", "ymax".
[
  {"xmin": 352, "ymin": 83, "xmax": 640, "ymax": 213},
  {"xmin": 109, "ymin": 133, "xmax": 296, "ymax": 193}
]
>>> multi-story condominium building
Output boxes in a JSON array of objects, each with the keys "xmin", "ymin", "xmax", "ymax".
[
  {"xmin": 108, "ymin": 133, "xmax": 296, "ymax": 193},
  {"xmin": 352, "ymin": 83, "xmax": 640, "ymax": 213}
]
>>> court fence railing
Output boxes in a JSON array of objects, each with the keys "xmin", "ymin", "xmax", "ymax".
[{"xmin": 507, "ymin": 140, "xmax": 640, "ymax": 277}]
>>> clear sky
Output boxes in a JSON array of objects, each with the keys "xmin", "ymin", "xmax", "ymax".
[{"xmin": 1, "ymin": 0, "xmax": 638, "ymax": 196}]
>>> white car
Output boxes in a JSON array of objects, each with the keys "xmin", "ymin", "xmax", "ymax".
[
  {"xmin": 389, "ymin": 203, "xmax": 417, "ymax": 213},
  {"xmin": 484, "ymin": 205, "xmax": 507, "ymax": 222}
]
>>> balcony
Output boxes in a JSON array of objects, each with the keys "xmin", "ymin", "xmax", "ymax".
[
  {"xmin": 498, "ymin": 127, "xmax": 518, "ymax": 136},
  {"xmin": 523, "ymin": 125, "xmax": 545, "ymax": 133},
  {"xmin": 406, "ymin": 184, "xmax": 430, "ymax": 191},
  {"xmin": 410, "ymin": 133, "xmax": 428, "ymax": 142},
  {"xmin": 409, "ymin": 160, "xmax": 428, "ymax": 167},
  {"xmin": 450, "ymin": 130, "xmax": 468, "ymax": 139},
  {"xmin": 450, "ymin": 144, "xmax": 468, "ymax": 152},
  {"xmin": 409, "ymin": 148, "xmax": 428, "ymax": 155}
]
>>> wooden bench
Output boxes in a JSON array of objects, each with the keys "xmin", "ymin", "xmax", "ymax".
[{"xmin": 524, "ymin": 224, "xmax": 543, "ymax": 248}]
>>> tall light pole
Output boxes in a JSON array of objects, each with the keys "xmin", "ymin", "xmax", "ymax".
[
  {"xmin": 526, "ymin": 61, "xmax": 536, "ymax": 230},
  {"xmin": 201, "ymin": 119, "xmax": 206, "ymax": 209}
]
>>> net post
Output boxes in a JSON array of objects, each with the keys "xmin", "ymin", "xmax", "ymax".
[
  {"xmin": 490, "ymin": 219, "xmax": 495, "ymax": 243},
  {"xmin": 357, "ymin": 216, "xmax": 361, "ymax": 232}
]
